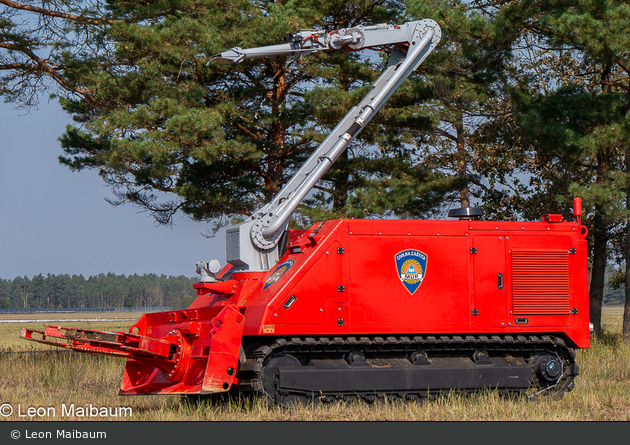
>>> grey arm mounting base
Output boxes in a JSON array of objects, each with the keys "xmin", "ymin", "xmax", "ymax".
[{"xmin": 226, "ymin": 217, "xmax": 287, "ymax": 272}]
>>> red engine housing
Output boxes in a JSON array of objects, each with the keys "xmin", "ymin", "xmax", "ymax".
[{"xmin": 192, "ymin": 218, "xmax": 589, "ymax": 350}]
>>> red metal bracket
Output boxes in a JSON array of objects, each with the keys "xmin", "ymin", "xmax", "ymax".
[{"xmin": 20, "ymin": 326, "xmax": 174, "ymax": 358}]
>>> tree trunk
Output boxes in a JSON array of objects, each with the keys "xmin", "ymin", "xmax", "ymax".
[
  {"xmin": 624, "ymin": 192, "xmax": 630, "ymax": 340},
  {"xmin": 455, "ymin": 112, "xmax": 469, "ymax": 208},
  {"xmin": 331, "ymin": 71, "xmax": 354, "ymax": 213},
  {"xmin": 591, "ymin": 70, "xmax": 612, "ymax": 338},
  {"xmin": 332, "ymin": 149, "xmax": 349, "ymax": 212},
  {"xmin": 589, "ymin": 208, "xmax": 607, "ymax": 337},
  {"xmin": 622, "ymin": 93, "xmax": 630, "ymax": 342},
  {"xmin": 265, "ymin": 64, "xmax": 288, "ymax": 195},
  {"xmin": 621, "ymin": 112, "xmax": 630, "ymax": 343}
]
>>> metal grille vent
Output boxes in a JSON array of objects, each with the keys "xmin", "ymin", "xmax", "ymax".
[{"xmin": 511, "ymin": 250, "xmax": 570, "ymax": 315}]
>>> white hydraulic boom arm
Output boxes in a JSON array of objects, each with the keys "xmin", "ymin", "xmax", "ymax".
[{"xmin": 199, "ymin": 20, "xmax": 441, "ymax": 278}]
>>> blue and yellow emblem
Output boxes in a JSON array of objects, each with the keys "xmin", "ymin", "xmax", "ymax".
[
  {"xmin": 395, "ymin": 249, "xmax": 427, "ymax": 295},
  {"xmin": 263, "ymin": 259, "xmax": 295, "ymax": 290}
]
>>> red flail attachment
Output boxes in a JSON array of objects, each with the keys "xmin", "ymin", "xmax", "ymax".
[{"xmin": 20, "ymin": 305, "xmax": 245, "ymax": 395}]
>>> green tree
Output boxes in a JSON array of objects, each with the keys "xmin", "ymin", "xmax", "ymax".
[
  {"xmin": 11, "ymin": 276, "xmax": 29, "ymax": 308},
  {"xmin": 442, "ymin": 0, "xmax": 630, "ymax": 338},
  {"xmin": 303, "ymin": 0, "xmax": 527, "ymax": 222},
  {"xmin": 499, "ymin": 0, "xmax": 630, "ymax": 339},
  {"xmin": 30, "ymin": 274, "xmax": 45, "ymax": 308},
  {"xmin": 403, "ymin": 0, "xmax": 520, "ymax": 211},
  {"xmin": 511, "ymin": 82, "xmax": 626, "ymax": 337},
  {"xmin": 69, "ymin": 274, "xmax": 87, "ymax": 308},
  {"xmin": 0, "ymin": 279, "xmax": 9, "ymax": 308},
  {"xmin": 1, "ymin": 0, "xmax": 433, "ymax": 230}
]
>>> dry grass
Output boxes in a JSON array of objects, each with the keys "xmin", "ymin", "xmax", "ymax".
[
  {"xmin": 602, "ymin": 306, "xmax": 625, "ymax": 333},
  {"xmin": 0, "ymin": 308, "xmax": 628, "ymax": 421}
]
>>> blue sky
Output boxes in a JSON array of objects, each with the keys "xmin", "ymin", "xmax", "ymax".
[{"xmin": 0, "ymin": 100, "xmax": 224, "ymax": 280}]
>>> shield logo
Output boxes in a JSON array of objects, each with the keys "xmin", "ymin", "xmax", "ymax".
[
  {"xmin": 395, "ymin": 249, "xmax": 428, "ymax": 295},
  {"xmin": 263, "ymin": 259, "xmax": 295, "ymax": 290}
]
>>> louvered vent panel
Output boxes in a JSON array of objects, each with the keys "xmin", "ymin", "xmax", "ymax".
[{"xmin": 512, "ymin": 250, "xmax": 570, "ymax": 315}]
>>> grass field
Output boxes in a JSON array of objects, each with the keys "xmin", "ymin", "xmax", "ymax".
[{"xmin": 0, "ymin": 307, "xmax": 628, "ymax": 421}]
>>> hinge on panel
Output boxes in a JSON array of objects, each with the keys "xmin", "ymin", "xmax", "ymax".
[
  {"xmin": 569, "ymin": 248, "xmax": 576, "ymax": 254},
  {"xmin": 337, "ymin": 318, "xmax": 344, "ymax": 327},
  {"xmin": 571, "ymin": 308, "xmax": 578, "ymax": 314},
  {"xmin": 470, "ymin": 248, "xmax": 477, "ymax": 254},
  {"xmin": 338, "ymin": 285, "xmax": 345, "ymax": 292},
  {"xmin": 337, "ymin": 247, "xmax": 344, "ymax": 254},
  {"xmin": 472, "ymin": 309, "xmax": 479, "ymax": 315}
]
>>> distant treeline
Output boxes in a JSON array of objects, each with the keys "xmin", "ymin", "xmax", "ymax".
[
  {"xmin": 0, "ymin": 273, "xmax": 199, "ymax": 310},
  {"xmin": 1, "ymin": 271, "xmax": 623, "ymax": 310}
]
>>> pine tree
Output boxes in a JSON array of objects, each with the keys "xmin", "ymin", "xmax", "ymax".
[
  {"xmin": 507, "ymin": 0, "xmax": 630, "ymax": 339},
  {"xmin": 398, "ymin": 0, "xmax": 523, "ymax": 214},
  {"xmin": 2, "ymin": 0, "xmax": 436, "ymax": 229}
]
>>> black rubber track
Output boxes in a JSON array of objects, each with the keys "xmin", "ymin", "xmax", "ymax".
[{"xmin": 236, "ymin": 334, "xmax": 579, "ymax": 405}]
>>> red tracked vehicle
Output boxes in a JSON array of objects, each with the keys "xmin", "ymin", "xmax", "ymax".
[{"xmin": 22, "ymin": 19, "xmax": 590, "ymax": 403}]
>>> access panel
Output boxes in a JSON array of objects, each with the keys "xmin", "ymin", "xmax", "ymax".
[{"xmin": 473, "ymin": 235, "xmax": 507, "ymax": 328}]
